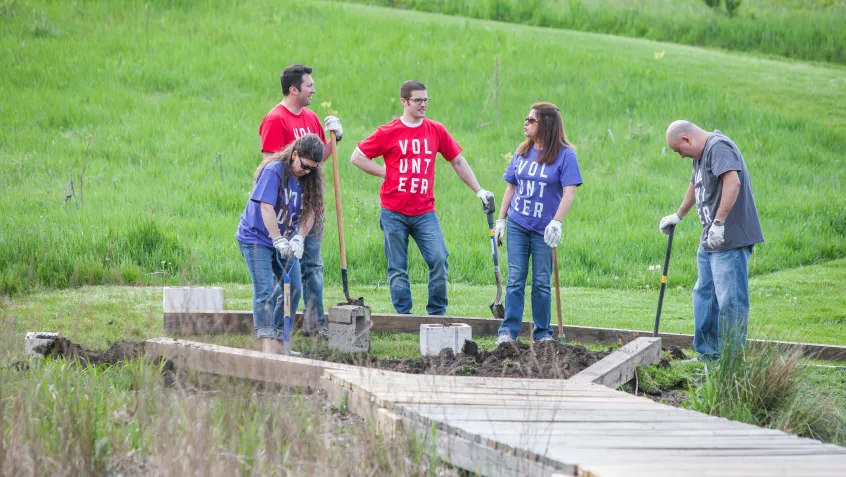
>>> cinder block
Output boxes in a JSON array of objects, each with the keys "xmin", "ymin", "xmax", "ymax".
[
  {"xmin": 25, "ymin": 331, "xmax": 59, "ymax": 357},
  {"xmin": 328, "ymin": 305, "xmax": 371, "ymax": 353},
  {"xmin": 163, "ymin": 287, "xmax": 224, "ymax": 313},
  {"xmin": 420, "ymin": 323, "xmax": 472, "ymax": 357}
]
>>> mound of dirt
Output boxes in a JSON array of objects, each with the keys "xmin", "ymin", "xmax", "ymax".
[
  {"xmin": 35, "ymin": 336, "xmax": 147, "ymax": 365},
  {"xmin": 310, "ymin": 340, "xmax": 610, "ymax": 379}
]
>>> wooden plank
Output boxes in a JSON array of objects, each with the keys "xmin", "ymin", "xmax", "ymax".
[
  {"xmin": 570, "ymin": 337, "xmax": 662, "ymax": 389},
  {"xmin": 144, "ymin": 338, "xmax": 356, "ymax": 391},
  {"xmin": 164, "ymin": 310, "xmax": 846, "ymax": 361}
]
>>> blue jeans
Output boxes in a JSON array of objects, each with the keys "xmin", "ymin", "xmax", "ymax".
[
  {"xmin": 498, "ymin": 218, "xmax": 553, "ymax": 341},
  {"xmin": 300, "ymin": 225, "xmax": 325, "ymax": 332},
  {"xmin": 693, "ymin": 245, "xmax": 753, "ymax": 360},
  {"xmin": 379, "ymin": 208, "xmax": 449, "ymax": 315},
  {"xmin": 239, "ymin": 242, "xmax": 302, "ymax": 340}
]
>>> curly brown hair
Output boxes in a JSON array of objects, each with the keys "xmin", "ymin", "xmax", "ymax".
[{"xmin": 254, "ymin": 134, "xmax": 325, "ymax": 236}]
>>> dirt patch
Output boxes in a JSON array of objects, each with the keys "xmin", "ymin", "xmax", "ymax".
[
  {"xmin": 35, "ymin": 336, "xmax": 147, "ymax": 365},
  {"xmin": 306, "ymin": 340, "xmax": 611, "ymax": 379}
]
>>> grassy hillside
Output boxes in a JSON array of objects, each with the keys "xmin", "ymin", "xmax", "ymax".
[
  {"xmin": 336, "ymin": 0, "xmax": 846, "ymax": 64},
  {"xmin": 0, "ymin": 0, "xmax": 844, "ymax": 294}
]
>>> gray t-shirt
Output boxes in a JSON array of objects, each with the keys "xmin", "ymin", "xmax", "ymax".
[{"xmin": 691, "ymin": 131, "xmax": 764, "ymax": 252}]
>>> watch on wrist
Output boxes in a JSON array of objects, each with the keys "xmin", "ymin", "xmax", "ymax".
[{"xmin": 713, "ymin": 220, "xmax": 724, "ymax": 227}]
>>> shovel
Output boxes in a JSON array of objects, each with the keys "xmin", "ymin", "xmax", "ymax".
[
  {"xmin": 553, "ymin": 248, "xmax": 565, "ymax": 343},
  {"xmin": 330, "ymin": 131, "xmax": 364, "ymax": 306},
  {"xmin": 483, "ymin": 198, "xmax": 505, "ymax": 319},
  {"xmin": 653, "ymin": 225, "xmax": 675, "ymax": 337}
]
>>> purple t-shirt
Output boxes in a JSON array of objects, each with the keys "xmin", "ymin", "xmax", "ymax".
[
  {"xmin": 235, "ymin": 162, "xmax": 304, "ymax": 247},
  {"xmin": 504, "ymin": 146, "xmax": 582, "ymax": 234}
]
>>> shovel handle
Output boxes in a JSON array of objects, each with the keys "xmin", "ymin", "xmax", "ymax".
[
  {"xmin": 653, "ymin": 226, "xmax": 675, "ymax": 337},
  {"xmin": 330, "ymin": 131, "xmax": 347, "ymax": 270},
  {"xmin": 553, "ymin": 249, "xmax": 563, "ymax": 338}
]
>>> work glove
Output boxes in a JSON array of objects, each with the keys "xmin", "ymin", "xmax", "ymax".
[
  {"xmin": 706, "ymin": 221, "xmax": 725, "ymax": 249},
  {"xmin": 289, "ymin": 234, "xmax": 305, "ymax": 260},
  {"xmin": 494, "ymin": 219, "xmax": 506, "ymax": 246},
  {"xmin": 272, "ymin": 236, "xmax": 290, "ymax": 257},
  {"xmin": 544, "ymin": 220, "xmax": 562, "ymax": 248},
  {"xmin": 476, "ymin": 188, "xmax": 495, "ymax": 210},
  {"xmin": 324, "ymin": 116, "xmax": 343, "ymax": 142},
  {"xmin": 659, "ymin": 213, "xmax": 681, "ymax": 235}
]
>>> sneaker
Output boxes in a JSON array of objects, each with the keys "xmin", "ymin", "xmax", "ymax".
[
  {"xmin": 534, "ymin": 335, "xmax": 555, "ymax": 343},
  {"xmin": 315, "ymin": 327, "xmax": 329, "ymax": 340},
  {"xmin": 496, "ymin": 333, "xmax": 515, "ymax": 346}
]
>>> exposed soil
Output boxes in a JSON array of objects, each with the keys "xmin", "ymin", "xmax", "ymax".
[
  {"xmin": 306, "ymin": 340, "xmax": 611, "ymax": 380},
  {"xmin": 34, "ymin": 336, "xmax": 148, "ymax": 365}
]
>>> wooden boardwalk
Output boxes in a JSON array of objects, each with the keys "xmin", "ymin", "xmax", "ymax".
[{"xmin": 325, "ymin": 366, "xmax": 846, "ymax": 477}]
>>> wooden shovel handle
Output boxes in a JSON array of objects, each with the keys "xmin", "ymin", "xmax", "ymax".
[
  {"xmin": 330, "ymin": 131, "xmax": 347, "ymax": 269},
  {"xmin": 553, "ymin": 249, "xmax": 563, "ymax": 337}
]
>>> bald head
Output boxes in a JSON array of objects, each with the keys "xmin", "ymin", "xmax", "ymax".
[{"xmin": 666, "ymin": 120, "xmax": 709, "ymax": 160}]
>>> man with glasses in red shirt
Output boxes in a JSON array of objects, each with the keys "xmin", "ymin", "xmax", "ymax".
[{"xmin": 351, "ymin": 80, "xmax": 494, "ymax": 315}]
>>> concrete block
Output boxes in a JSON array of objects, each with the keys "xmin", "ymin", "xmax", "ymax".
[
  {"xmin": 25, "ymin": 331, "xmax": 59, "ymax": 357},
  {"xmin": 163, "ymin": 287, "xmax": 224, "ymax": 313},
  {"xmin": 328, "ymin": 305, "xmax": 371, "ymax": 353},
  {"xmin": 420, "ymin": 323, "xmax": 472, "ymax": 357}
]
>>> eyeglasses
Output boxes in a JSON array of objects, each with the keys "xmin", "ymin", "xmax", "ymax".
[
  {"xmin": 525, "ymin": 117, "xmax": 538, "ymax": 124},
  {"xmin": 298, "ymin": 156, "xmax": 320, "ymax": 172},
  {"xmin": 406, "ymin": 97, "xmax": 432, "ymax": 105}
]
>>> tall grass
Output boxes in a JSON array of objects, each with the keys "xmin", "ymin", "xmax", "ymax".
[
  {"xmin": 685, "ymin": 342, "xmax": 845, "ymax": 444},
  {"xmin": 1, "ymin": 0, "xmax": 844, "ymax": 295},
  {"xmin": 336, "ymin": 0, "xmax": 846, "ymax": 65},
  {"xmin": 0, "ymin": 355, "xmax": 443, "ymax": 476}
]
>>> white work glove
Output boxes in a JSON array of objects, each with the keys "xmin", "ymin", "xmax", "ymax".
[
  {"xmin": 544, "ymin": 220, "xmax": 562, "ymax": 248},
  {"xmin": 272, "ymin": 236, "xmax": 290, "ymax": 257},
  {"xmin": 324, "ymin": 116, "xmax": 343, "ymax": 142},
  {"xmin": 494, "ymin": 219, "xmax": 506, "ymax": 246},
  {"xmin": 706, "ymin": 221, "xmax": 725, "ymax": 249},
  {"xmin": 289, "ymin": 234, "xmax": 305, "ymax": 260},
  {"xmin": 659, "ymin": 213, "xmax": 681, "ymax": 235},
  {"xmin": 476, "ymin": 188, "xmax": 494, "ymax": 209}
]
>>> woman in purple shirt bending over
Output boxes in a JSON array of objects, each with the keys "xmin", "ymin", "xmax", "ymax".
[
  {"xmin": 493, "ymin": 103, "xmax": 583, "ymax": 345},
  {"xmin": 235, "ymin": 134, "xmax": 324, "ymax": 354}
]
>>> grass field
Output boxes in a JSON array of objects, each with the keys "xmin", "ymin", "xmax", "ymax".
[
  {"xmin": 1, "ymin": 0, "xmax": 844, "ymax": 296},
  {"xmin": 337, "ymin": 0, "xmax": 846, "ymax": 65}
]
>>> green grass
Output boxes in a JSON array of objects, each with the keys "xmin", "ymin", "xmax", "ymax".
[
  {"xmin": 1, "ymin": 0, "xmax": 844, "ymax": 296},
  {"xmin": 3, "ymin": 258, "xmax": 844, "ymax": 355},
  {"xmin": 336, "ymin": 0, "xmax": 846, "ymax": 65}
]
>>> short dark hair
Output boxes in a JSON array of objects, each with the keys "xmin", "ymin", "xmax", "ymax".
[
  {"xmin": 281, "ymin": 64, "xmax": 313, "ymax": 96},
  {"xmin": 400, "ymin": 80, "xmax": 426, "ymax": 100}
]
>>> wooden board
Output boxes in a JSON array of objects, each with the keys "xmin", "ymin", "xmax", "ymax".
[
  {"xmin": 570, "ymin": 337, "xmax": 662, "ymax": 388},
  {"xmin": 162, "ymin": 310, "xmax": 846, "ymax": 361}
]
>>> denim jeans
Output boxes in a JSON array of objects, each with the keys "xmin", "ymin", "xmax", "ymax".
[
  {"xmin": 693, "ymin": 245, "xmax": 753, "ymax": 360},
  {"xmin": 300, "ymin": 224, "xmax": 325, "ymax": 332},
  {"xmin": 379, "ymin": 208, "xmax": 449, "ymax": 315},
  {"xmin": 498, "ymin": 218, "xmax": 553, "ymax": 341},
  {"xmin": 239, "ymin": 241, "xmax": 302, "ymax": 340}
]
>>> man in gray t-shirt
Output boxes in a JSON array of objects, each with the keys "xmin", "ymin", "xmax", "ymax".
[{"xmin": 658, "ymin": 120, "xmax": 764, "ymax": 361}]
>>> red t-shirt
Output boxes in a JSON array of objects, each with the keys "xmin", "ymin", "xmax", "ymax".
[
  {"xmin": 259, "ymin": 104, "xmax": 327, "ymax": 153},
  {"xmin": 357, "ymin": 118, "xmax": 462, "ymax": 216}
]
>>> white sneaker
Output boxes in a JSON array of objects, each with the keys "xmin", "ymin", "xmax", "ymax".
[
  {"xmin": 534, "ymin": 335, "xmax": 555, "ymax": 343},
  {"xmin": 496, "ymin": 333, "xmax": 515, "ymax": 345}
]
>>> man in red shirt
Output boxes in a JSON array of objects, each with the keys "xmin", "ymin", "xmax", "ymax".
[
  {"xmin": 351, "ymin": 80, "xmax": 494, "ymax": 315},
  {"xmin": 259, "ymin": 64, "xmax": 343, "ymax": 337}
]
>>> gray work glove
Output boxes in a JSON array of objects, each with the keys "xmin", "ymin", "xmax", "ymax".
[
  {"xmin": 706, "ymin": 221, "xmax": 725, "ymax": 248},
  {"xmin": 289, "ymin": 234, "xmax": 305, "ymax": 260},
  {"xmin": 272, "ymin": 236, "xmax": 290, "ymax": 257},
  {"xmin": 324, "ymin": 116, "xmax": 343, "ymax": 142},
  {"xmin": 659, "ymin": 213, "xmax": 681, "ymax": 235},
  {"xmin": 494, "ymin": 219, "xmax": 506, "ymax": 246},
  {"xmin": 544, "ymin": 220, "xmax": 562, "ymax": 248},
  {"xmin": 476, "ymin": 188, "xmax": 494, "ymax": 209}
]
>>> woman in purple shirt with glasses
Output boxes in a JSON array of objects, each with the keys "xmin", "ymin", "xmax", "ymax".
[{"xmin": 493, "ymin": 102, "xmax": 583, "ymax": 345}]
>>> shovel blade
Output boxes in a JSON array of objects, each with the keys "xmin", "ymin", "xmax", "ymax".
[
  {"xmin": 490, "ymin": 302, "xmax": 505, "ymax": 320},
  {"xmin": 339, "ymin": 296, "xmax": 365, "ymax": 306}
]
